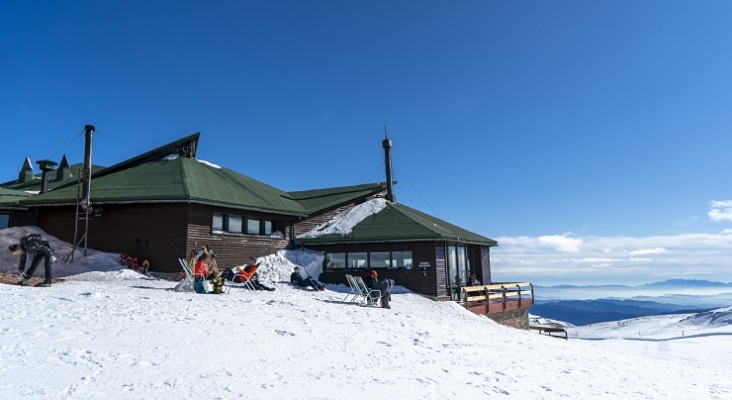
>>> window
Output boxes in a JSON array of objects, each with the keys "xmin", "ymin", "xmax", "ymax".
[
  {"xmin": 322, "ymin": 250, "xmax": 414, "ymax": 270},
  {"xmin": 392, "ymin": 251, "xmax": 413, "ymax": 269},
  {"xmin": 212, "ymin": 213, "xmax": 224, "ymax": 232},
  {"xmin": 349, "ymin": 252, "xmax": 368, "ymax": 269},
  {"xmin": 369, "ymin": 252, "xmax": 391, "ymax": 269},
  {"xmin": 247, "ymin": 218, "xmax": 260, "ymax": 235},
  {"xmin": 228, "ymin": 216, "xmax": 242, "ymax": 233},
  {"xmin": 0, "ymin": 214, "xmax": 8, "ymax": 229},
  {"xmin": 211, "ymin": 213, "xmax": 281, "ymax": 236},
  {"xmin": 263, "ymin": 220, "xmax": 273, "ymax": 235},
  {"xmin": 325, "ymin": 253, "xmax": 346, "ymax": 269}
]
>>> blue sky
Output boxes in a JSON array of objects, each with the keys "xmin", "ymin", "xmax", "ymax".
[{"xmin": 2, "ymin": 1, "xmax": 732, "ymax": 285}]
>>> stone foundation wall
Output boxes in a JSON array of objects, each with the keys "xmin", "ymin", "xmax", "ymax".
[{"xmin": 486, "ymin": 308, "xmax": 529, "ymax": 330}]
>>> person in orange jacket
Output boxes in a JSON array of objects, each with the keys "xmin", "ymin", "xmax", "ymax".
[{"xmin": 221, "ymin": 263, "xmax": 274, "ymax": 291}]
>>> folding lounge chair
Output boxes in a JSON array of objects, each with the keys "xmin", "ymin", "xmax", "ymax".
[
  {"xmin": 344, "ymin": 274, "xmax": 363, "ymax": 303},
  {"xmin": 176, "ymin": 258, "xmax": 196, "ymax": 292},
  {"xmin": 353, "ymin": 276, "xmax": 382, "ymax": 307}
]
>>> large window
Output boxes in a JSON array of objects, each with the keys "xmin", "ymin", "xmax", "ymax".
[
  {"xmin": 212, "ymin": 213, "xmax": 280, "ymax": 236},
  {"xmin": 349, "ymin": 252, "xmax": 368, "ymax": 269},
  {"xmin": 325, "ymin": 253, "xmax": 346, "ymax": 269},
  {"xmin": 323, "ymin": 250, "xmax": 413, "ymax": 270}
]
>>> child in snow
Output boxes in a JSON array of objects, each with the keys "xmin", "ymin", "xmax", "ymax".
[
  {"xmin": 9, "ymin": 233, "xmax": 57, "ymax": 287},
  {"xmin": 290, "ymin": 266, "xmax": 325, "ymax": 291}
]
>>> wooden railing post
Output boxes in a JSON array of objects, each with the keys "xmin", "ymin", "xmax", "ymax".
[
  {"xmin": 501, "ymin": 285, "xmax": 507, "ymax": 311},
  {"xmin": 517, "ymin": 284, "xmax": 522, "ymax": 307}
]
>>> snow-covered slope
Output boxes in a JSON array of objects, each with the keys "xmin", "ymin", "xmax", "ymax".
[{"xmin": 1, "ymin": 228, "xmax": 731, "ymax": 399}]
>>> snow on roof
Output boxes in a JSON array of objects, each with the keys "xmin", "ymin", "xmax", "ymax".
[
  {"xmin": 297, "ymin": 197, "xmax": 388, "ymax": 239},
  {"xmin": 196, "ymin": 159, "xmax": 221, "ymax": 169}
]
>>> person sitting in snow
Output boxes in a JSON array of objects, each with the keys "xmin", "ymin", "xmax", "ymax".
[
  {"xmin": 221, "ymin": 264, "xmax": 275, "ymax": 291},
  {"xmin": 9, "ymin": 232, "xmax": 57, "ymax": 287},
  {"xmin": 363, "ymin": 269, "xmax": 393, "ymax": 309},
  {"xmin": 290, "ymin": 266, "xmax": 325, "ymax": 291},
  {"xmin": 193, "ymin": 250, "xmax": 223, "ymax": 294}
]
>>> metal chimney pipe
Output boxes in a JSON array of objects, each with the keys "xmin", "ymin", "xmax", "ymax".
[
  {"xmin": 382, "ymin": 134, "xmax": 396, "ymax": 203},
  {"xmin": 81, "ymin": 125, "xmax": 95, "ymax": 211},
  {"xmin": 37, "ymin": 159, "xmax": 57, "ymax": 194}
]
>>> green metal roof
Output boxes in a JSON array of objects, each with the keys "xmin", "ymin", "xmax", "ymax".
[
  {"xmin": 0, "ymin": 187, "xmax": 33, "ymax": 208},
  {"xmin": 0, "ymin": 163, "xmax": 105, "ymax": 192},
  {"xmin": 298, "ymin": 202, "xmax": 498, "ymax": 246},
  {"xmin": 289, "ymin": 183, "xmax": 389, "ymax": 214},
  {"xmin": 22, "ymin": 157, "xmax": 308, "ymax": 215}
]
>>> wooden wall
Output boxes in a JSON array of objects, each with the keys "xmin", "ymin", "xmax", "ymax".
[
  {"xmin": 36, "ymin": 204, "xmax": 189, "ymax": 273},
  {"xmin": 8, "ymin": 209, "xmax": 37, "ymax": 227},
  {"xmin": 185, "ymin": 203, "xmax": 295, "ymax": 271},
  {"xmin": 480, "ymin": 246, "xmax": 491, "ymax": 284}
]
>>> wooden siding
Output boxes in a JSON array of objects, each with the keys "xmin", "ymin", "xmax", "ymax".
[
  {"xmin": 9, "ymin": 209, "xmax": 37, "ymax": 227},
  {"xmin": 185, "ymin": 204, "xmax": 295, "ymax": 271},
  {"xmin": 35, "ymin": 204, "xmax": 189, "ymax": 273},
  {"xmin": 480, "ymin": 246, "xmax": 491, "ymax": 285},
  {"xmin": 435, "ymin": 245, "xmax": 447, "ymax": 297},
  {"xmin": 293, "ymin": 191, "xmax": 386, "ymax": 236}
]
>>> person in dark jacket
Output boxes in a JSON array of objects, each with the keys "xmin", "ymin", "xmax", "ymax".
[
  {"xmin": 290, "ymin": 266, "xmax": 325, "ymax": 291},
  {"xmin": 9, "ymin": 233, "xmax": 56, "ymax": 287},
  {"xmin": 363, "ymin": 269, "xmax": 393, "ymax": 309}
]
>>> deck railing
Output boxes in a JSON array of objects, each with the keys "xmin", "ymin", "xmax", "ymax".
[{"xmin": 460, "ymin": 282, "xmax": 534, "ymax": 314}]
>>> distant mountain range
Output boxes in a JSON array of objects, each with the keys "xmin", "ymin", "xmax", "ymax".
[
  {"xmin": 531, "ymin": 299, "xmax": 711, "ymax": 326},
  {"xmin": 538, "ymin": 279, "xmax": 732, "ymax": 290},
  {"xmin": 530, "ymin": 279, "xmax": 732, "ymax": 326}
]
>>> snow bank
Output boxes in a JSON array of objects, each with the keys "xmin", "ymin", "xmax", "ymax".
[{"xmin": 298, "ymin": 197, "xmax": 387, "ymax": 238}]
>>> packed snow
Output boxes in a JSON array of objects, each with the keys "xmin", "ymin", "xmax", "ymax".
[
  {"xmin": 1, "ymin": 228, "xmax": 731, "ymax": 399},
  {"xmin": 298, "ymin": 198, "xmax": 387, "ymax": 238}
]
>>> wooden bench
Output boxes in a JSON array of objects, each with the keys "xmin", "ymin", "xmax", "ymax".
[
  {"xmin": 529, "ymin": 325, "xmax": 568, "ymax": 340},
  {"xmin": 460, "ymin": 282, "xmax": 535, "ymax": 314}
]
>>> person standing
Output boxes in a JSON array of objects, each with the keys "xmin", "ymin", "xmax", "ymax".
[{"xmin": 9, "ymin": 233, "xmax": 56, "ymax": 287}]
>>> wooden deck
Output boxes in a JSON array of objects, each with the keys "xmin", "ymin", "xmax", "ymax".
[{"xmin": 460, "ymin": 282, "xmax": 534, "ymax": 315}]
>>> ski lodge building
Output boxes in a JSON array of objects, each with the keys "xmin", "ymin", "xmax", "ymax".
[{"xmin": 1, "ymin": 132, "xmax": 533, "ymax": 323}]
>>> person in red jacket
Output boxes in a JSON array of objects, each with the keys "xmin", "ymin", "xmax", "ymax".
[{"xmin": 193, "ymin": 251, "xmax": 223, "ymax": 294}]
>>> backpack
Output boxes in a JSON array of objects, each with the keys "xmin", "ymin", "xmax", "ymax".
[{"xmin": 193, "ymin": 278, "xmax": 208, "ymax": 294}]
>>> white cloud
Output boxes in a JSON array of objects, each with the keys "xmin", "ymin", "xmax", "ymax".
[
  {"xmin": 536, "ymin": 235, "xmax": 582, "ymax": 252},
  {"xmin": 629, "ymin": 247, "xmax": 666, "ymax": 255},
  {"xmin": 708, "ymin": 200, "xmax": 732, "ymax": 222},
  {"xmin": 491, "ymin": 231, "xmax": 732, "ymax": 286}
]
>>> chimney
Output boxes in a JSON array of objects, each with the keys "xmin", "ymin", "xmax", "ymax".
[
  {"xmin": 55, "ymin": 154, "xmax": 72, "ymax": 181},
  {"xmin": 81, "ymin": 125, "xmax": 95, "ymax": 211},
  {"xmin": 37, "ymin": 159, "xmax": 58, "ymax": 194},
  {"xmin": 382, "ymin": 128, "xmax": 396, "ymax": 203},
  {"xmin": 17, "ymin": 157, "xmax": 34, "ymax": 183}
]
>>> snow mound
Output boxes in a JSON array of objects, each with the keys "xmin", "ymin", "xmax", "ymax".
[
  {"xmin": 66, "ymin": 269, "xmax": 151, "ymax": 281},
  {"xmin": 250, "ymin": 249, "xmax": 324, "ymax": 283}
]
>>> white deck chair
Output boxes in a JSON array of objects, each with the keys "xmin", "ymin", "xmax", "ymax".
[
  {"xmin": 175, "ymin": 258, "xmax": 196, "ymax": 292},
  {"xmin": 353, "ymin": 276, "xmax": 382, "ymax": 307},
  {"xmin": 177, "ymin": 258, "xmax": 228, "ymax": 294},
  {"xmin": 344, "ymin": 274, "xmax": 363, "ymax": 303}
]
